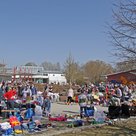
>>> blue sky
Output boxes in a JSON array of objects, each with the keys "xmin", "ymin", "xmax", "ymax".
[{"xmin": 0, "ymin": 0, "xmax": 114, "ymax": 68}]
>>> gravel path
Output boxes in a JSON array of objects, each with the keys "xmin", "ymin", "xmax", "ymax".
[
  {"xmin": 26, "ymin": 103, "xmax": 109, "ymax": 136},
  {"xmin": 51, "ymin": 102, "xmax": 108, "ymax": 115}
]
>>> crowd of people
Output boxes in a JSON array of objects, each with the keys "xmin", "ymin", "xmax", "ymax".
[
  {"xmin": 0, "ymin": 81, "xmax": 56, "ymax": 118},
  {"xmin": 66, "ymin": 82, "xmax": 136, "ymax": 118},
  {"xmin": 0, "ymin": 80, "xmax": 135, "ymax": 134},
  {"xmin": 0, "ymin": 80, "xmax": 136, "ymax": 118}
]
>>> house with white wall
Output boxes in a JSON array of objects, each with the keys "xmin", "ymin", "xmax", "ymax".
[{"xmin": 12, "ymin": 66, "xmax": 67, "ymax": 85}]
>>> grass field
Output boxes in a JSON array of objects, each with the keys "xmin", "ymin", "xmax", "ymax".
[{"xmin": 57, "ymin": 118, "xmax": 136, "ymax": 136}]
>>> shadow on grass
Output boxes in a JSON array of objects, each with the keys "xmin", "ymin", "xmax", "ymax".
[
  {"xmin": 57, "ymin": 120, "xmax": 136, "ymax": 136},
  {"xmin": 113, "ymin": 124, "xmax": 136, "ymax": 136}
]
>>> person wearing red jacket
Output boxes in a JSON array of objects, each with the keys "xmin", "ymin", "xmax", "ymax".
[{"xmin": 4, "ymin": 87, "xmax": 17, "ymax": 111}]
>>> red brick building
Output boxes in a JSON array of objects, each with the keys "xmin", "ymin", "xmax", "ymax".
[{"xmin": 107, "ymin": 69, "xmax": 136, "ymax": 84}]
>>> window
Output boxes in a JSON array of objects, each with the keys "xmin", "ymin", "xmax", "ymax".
[{"xmin": 43, "ymin": 74, "xmax": 48, "ymax": 76}]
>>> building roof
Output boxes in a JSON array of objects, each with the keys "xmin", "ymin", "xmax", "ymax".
[{"xmin": 107, "ymin": 69, "xmax": 136, "ymax": 76}]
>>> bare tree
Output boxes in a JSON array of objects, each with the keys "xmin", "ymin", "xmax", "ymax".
[
  {"xmin": 41, "ymin": 61, "xmax": 61, "ymax": 71},
  {"xmin": 64, "ymin": 53, "xmax": 84, "ymax": 84},
  {"xmin": 109, "ymin": 0, "xmax": 136, "ymax": 63},
  {"xmin": 115, "ymin": 60, "xmax": 136, "ymax": 71},
  {"xmin": 83, "ymin": 60, "xmax": 113, "ymax": 83}
]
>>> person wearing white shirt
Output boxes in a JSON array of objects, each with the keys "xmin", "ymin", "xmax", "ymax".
[{"xmin": 67, "ymin": 87, "xmax": 74, "ymax": 105}]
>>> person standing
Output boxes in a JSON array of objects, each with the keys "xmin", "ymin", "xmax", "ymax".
[
  {"xmin": 42, "ymin": 95, "xmax": 51, "ymax": 116},
  {"xmin": 4, "ymin": 86, "xmax": 17, "ymax": 116},
  {"xmin": 78, "ymin": 89, "xmax": 88, "ymax": 118},
  {"xmin": 0, "ymin": 86, "xmax": 4, "ymax": 116},
  {"xmin": 30, "ymin": 84, "xmax": 37, "ymax": 100},
  {"xmin": 67, "ymin": 87, "xmax": 74, "ymax": 105}
]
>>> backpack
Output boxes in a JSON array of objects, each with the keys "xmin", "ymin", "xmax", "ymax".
[
  {"xmin": 25, "ymin": 108, "xmax": 34, "ymax": 119},
  {"xmin": 9, "ymin": 116, "xmax": 21, "ymax": 127}
]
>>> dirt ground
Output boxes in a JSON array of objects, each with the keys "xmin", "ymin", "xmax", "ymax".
[
  {"xmin": 57, "ymin": 118, "xmax": 136, "ymax": 136},
  {"xmin": 29, "ymin": 103, "xmax": 136, "ymax": 136},
  {"xmin": 51, "ymin": 102, "xmax": 108, "ymax": 115},
  {"xmin": 29, "ymin": 118, "xmax": 136, "ymax": 136}
]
